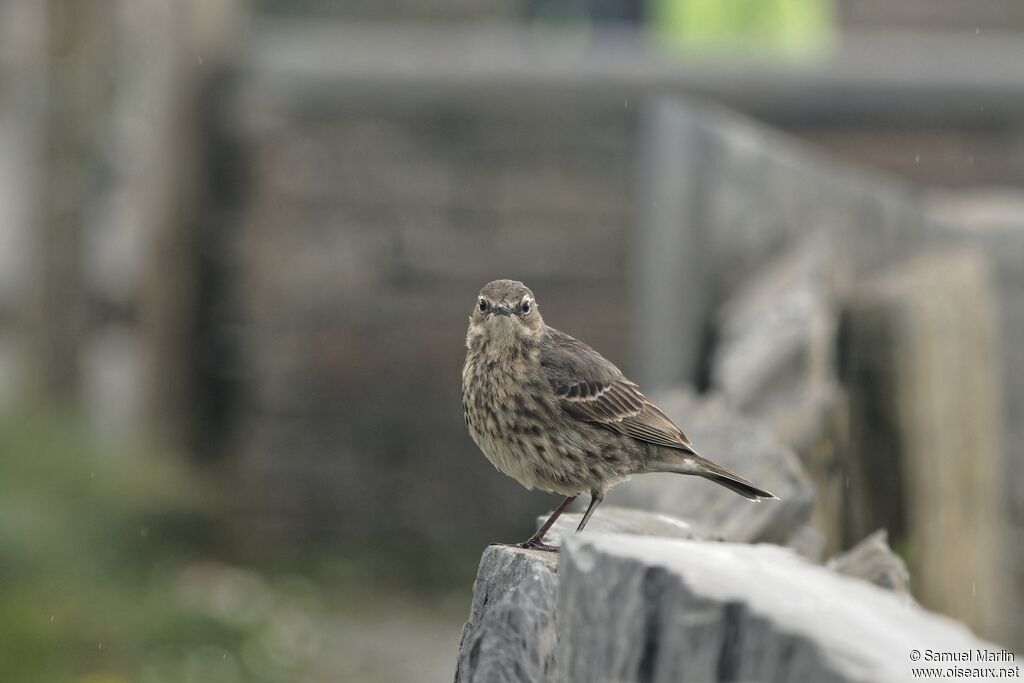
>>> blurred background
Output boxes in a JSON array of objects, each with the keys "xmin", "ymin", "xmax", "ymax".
[{"xmin": 2, "ymin": 0, "xmax": 1024, "ymax": 681}]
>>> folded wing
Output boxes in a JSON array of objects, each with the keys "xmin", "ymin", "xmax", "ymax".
[{"xmin": 539, "ymin": 328, "xmax": 695, "ymax": 453}]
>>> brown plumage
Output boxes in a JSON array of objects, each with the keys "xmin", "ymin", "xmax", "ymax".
[{"xmin": 462, "ymin": 279, "xmax": 776, "ymax": 551}]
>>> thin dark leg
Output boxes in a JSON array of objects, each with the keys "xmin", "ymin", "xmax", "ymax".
[
  {"xmin": 576, "ymin": 492, "xmax": 604, "ymax": 533},
  {"xmin": 493, "ymin": 495, "xmax": 576, "ymax": 552},
  {"xmin": 530, "ymin": 495, "xmax": 577, "ymax": 543}
]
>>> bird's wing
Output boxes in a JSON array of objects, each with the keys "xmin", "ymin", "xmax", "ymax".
[{"xmin": 539, "ymin": 328, "xmax": 694, "ymax": 452}]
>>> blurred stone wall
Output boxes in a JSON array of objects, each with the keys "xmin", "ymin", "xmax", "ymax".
[
  {"xmin": 229, "ymin": 94, "xmax": 635, "ymax": 546},
  {"xmin": 791, "ymin": 125, "xmax": 1024, "ymax": 192}
]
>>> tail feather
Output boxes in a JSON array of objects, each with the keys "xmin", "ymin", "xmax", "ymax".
[
  {"xmin": 701, "ymin": 472, "xmax": 776, "ymax": 501},
  {"xmin": 648, "ymin": 452, "xmax": 778, "ymax": 501}
]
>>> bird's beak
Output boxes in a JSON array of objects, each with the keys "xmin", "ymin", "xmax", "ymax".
[{"xmin": 494, "ymin": 302, "xmax": 513, "ymax": 316}]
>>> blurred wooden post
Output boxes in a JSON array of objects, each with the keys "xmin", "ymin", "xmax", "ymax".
[
  {"xmin": 114, "ymin": 0, "xmax": 197, "ymax": 449},
  {"xmin": 930, "ymin": 193, "xmax": 1024, "ymax": 647},
  {"xmin": 841, "ymin": 247, "xmax": 1005, "ymax": 639},
  {"xmin": 29, "ymin": 1, "xmax": 122, "ymax": 405},
  {"xmin": 631, "ymin": 99, "xmax": 710, "ymax": 391},
  {"xmin": 124, "ymin": 0, "xmax": 239, "ymax": 453},
  {"xmin": 22, "ymin": 0, "xmax": 192, "ymax": 438},
  {"xmin": 0, "ymin": 0, "xmax": 46, "ymax": 410},
  {"xmin": 5, "ymin": 0, "xmax": 238, "ymax": 446}
]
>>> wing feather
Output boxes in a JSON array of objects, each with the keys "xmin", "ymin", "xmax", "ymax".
[{"xmin": 539, "ymin": 328, "xmax": 694, "ymax": 452}]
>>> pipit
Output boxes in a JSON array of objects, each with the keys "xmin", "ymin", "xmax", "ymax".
[{"xmin": 462, "ymin": 279, "xmax": 776, "ymax": 551}]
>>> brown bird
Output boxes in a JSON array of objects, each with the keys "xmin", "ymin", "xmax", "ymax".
[{"xmin": 462, "ymin": 279, "xmax": 776, "ymax": 551}]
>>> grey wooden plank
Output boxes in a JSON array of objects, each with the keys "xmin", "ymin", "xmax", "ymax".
[{"xmin": 243, "ymin": 24, "xmax": 1024, "ymax": 125}]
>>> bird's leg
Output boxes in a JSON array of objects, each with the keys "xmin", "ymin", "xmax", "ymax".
[
  {"xmin": 505, "ymin": 495, "xmax": 576, "ymax": 552},
  {"xmin": 576, "ymin": 491, "xmax": 605, "ymax": 533}
]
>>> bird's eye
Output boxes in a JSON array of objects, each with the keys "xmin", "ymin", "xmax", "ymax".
[
  {"xmin": 478, "ymin": 298, "xmax": 488, "ymax": 312},
  {"xmin": 521, "ymin": 298, "xmax": 531, "ymax": 313}
]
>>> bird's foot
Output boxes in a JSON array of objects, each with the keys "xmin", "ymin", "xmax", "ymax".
[{"xmin": 490, "ymin": 538, "xmax": 560, "ymax": 552}]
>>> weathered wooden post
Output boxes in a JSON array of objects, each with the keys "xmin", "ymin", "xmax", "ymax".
[{"xmin": 841, "ymin": 247, "xmax": 1006, "ymax": 639}]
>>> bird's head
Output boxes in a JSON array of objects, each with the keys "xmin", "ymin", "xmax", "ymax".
[{"xmin": 467, "ymin": 279, "xmax": 544, "ymax": 349}]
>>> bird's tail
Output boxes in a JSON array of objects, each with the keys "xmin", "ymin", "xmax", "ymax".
[{"xmin": 647, "ymin": 452, "xmax": 778, "ymax": 501}]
